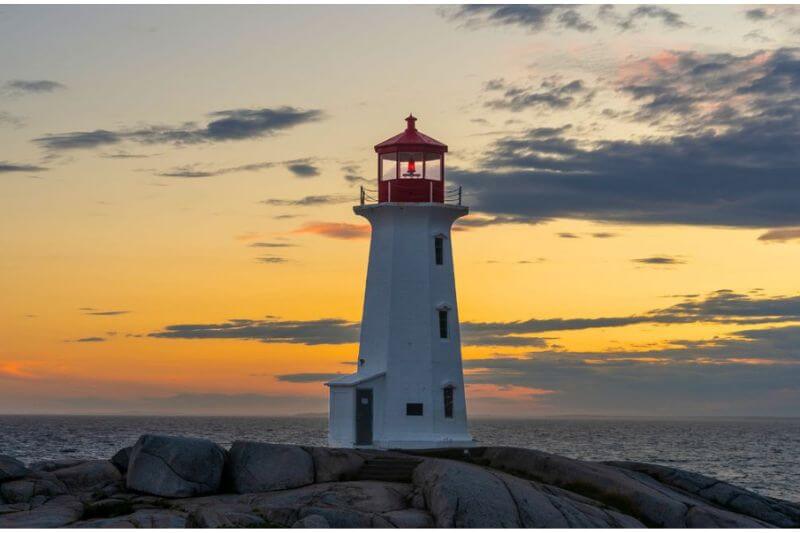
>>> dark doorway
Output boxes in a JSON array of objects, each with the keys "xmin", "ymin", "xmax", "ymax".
[{"xmin": 355, "ymin": 388, "xmax": 373, "ymax": 446}]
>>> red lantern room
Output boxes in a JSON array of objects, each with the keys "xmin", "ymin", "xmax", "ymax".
[{"xmin": 373, "ymin": 114, "xmax": 448, "ymax": 203}]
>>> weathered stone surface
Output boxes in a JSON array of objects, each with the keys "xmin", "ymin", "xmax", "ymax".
[
  {"xmin": 253, "ymin": 480, "xmax": 410, "ymax": 515},
  {"xmin": 473, "ymin": 446, "xmax": 773, "ymax": 528},
  {"xmin": 83, "ymin": 497, "xmax": 134, "ymax": 519},
  {"xmin": 292, "ymin": 513, "xmax": 330, "ymax": 528},
  {"xmin": 126, "ymin": 434, "xmax": 226, "ymax": 498},
  {"xmin": 0, "ymin": 494, "xmax": 83, "ymax": 527},
  {"xmin": 306, "ymin": 446, "xmax": 367, "ymax": 483},
  {"xmin": 52, "ymin": 460, "xmax": 122, "ymax": 493},
  {"xmin": 28, "ymin": 458, "xmax": 89, "ymax": 472},
  {"xmin": 125, "ymin": 509, "xmax": 187, "ymax": 528},
  {"xmin": 188, "ymin": 506, "xmax": 267, "ymax": 528},
  {"xmin": 111, "ymin": 446, "xmax": 133, "ymax": 473},
  {"xmin": 71, "ymin": 516, "xmax": 136, "ymax": 528},
  {"xmin": 227, "ymin": 441, "xmax": 314, "ymax": 493},
  {"xmin": 0, "ymin": 455, "xmax": 29, "ymax": 482},
  {"xmin": 0, "ymin": 502, "xmax": 31, "ymax": 515},
  {"xmin": 607, "ymin": 460, "xmax": 800, "ymax": 528},
  {"xmin": 297, "ymin": 506, "xmax": 374, "ymax": 528},
  {"xmin": 0, "ymin": 471, "xmax": 68, "ymax": 503},
  {"xmin": 413, "ymin": 458, "xmax": 520, "ymax": 527},
  {"xmin": 382, "ymin": 508, "xmax": 434, "ymax": 528}
]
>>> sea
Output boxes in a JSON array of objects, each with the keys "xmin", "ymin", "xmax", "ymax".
[{"xmin": 1, "ymin": 415, "xmax": 797, "ymax": 503}]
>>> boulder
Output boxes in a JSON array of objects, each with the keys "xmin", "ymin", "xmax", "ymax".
[
  {"xmin": 0, "ymin": 471, "xmax": 68, "ymax": 503},
  {"xmin": 126, "ymin": 434, "xmax": 226, "ymax": 498},
  {"xmin": 607, "ymin": 461, "xmax": 800, "ymax": 528},
  {"xmin": 382, "ymin": 508, "xmax": 435, "ymax": 528},
  {"xmin": 292, "ymin": 513, "xmax": 330, "ymax": 528},
  {"xmin": 0, "ymin": 494, "xmax": 83, "ymax": 528},
  {"xmin": 28, "ymin": 458, "xmax": 89, "ymax": 472},
  {"xmin": 188, "ymin": 506, "xmax": 267, "ymax": 528},
  {"xmin": 227, "ymin": 441, "xmax": 313, "ymax": 493},
  {"xmin": 412, "ymin": 458, "xmax": 521, "ymax": 527},
  {"xmin": 0, "ymin": 455, "xmax": 29, "ymax": 482},
  {"xmin": 296, "ymin": 506, "xmax": 374, "ymax": 528},
  {"xmin": 71, "ymin": 516, "xmax": 136, "ymax": 528},
  {"xmin": 83, "ymin": 497, "xmax": 134, "ymax": 519},
  {"xmin": 111, "ymin": 446, "xmax": 133, "ymax": 473},
  {"xmin": 52, "ymin": 460, "xmax": 122, "ymax": 493},
  {"xmin": 127, "ymin": 509, "xmax": 187, "ymax": 528},
  {"xmin": 307, "ymin": 446, "xmax": 366, "ymax": 483}
]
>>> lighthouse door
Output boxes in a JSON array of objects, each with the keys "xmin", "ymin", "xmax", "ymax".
[{"xmin": 355, "ymin": 388, "xmax": 373, "ymax": 446}]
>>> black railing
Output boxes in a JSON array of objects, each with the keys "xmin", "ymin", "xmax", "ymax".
[{"xmin": 359, "ymin": 185, "xmax": 463, "ymax": 206}]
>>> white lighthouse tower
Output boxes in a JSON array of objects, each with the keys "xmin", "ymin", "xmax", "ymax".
[{"xmin": 326, "ymin": 115, "xmax": 474, "ymax": 449}]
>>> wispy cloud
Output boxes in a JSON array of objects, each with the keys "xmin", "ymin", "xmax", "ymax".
[
  {"xmin": 293, "ymin": 221, "xmax": 370, "ymax": 239},
  {"xmin": 80, "ymin": 307, "xmax": 130, "ymax": 316},
  {"xmin": 3, "ymin": 79, "xmax": 65, "ymax": 95},
  {"xmin": 758, "ymin": 228, "xmax": 800, "ymax": 243},
  {"xmin": 632, "ymin": 255, "xmax": 686, "ymax": 266},
  {"xmin": 0, "ymin": 161, "xmax": 47, "ymax": 173},
  {"xmin": 149, "ymin": 317, "xmax": 360, "ymax": 345},
  {"xmin": 261, "ymin": 194, "xmax": 352, "ymax": 207},
  {"xmin": 34, "ymin": 106, "xmax": 323, "ymax": 151}
]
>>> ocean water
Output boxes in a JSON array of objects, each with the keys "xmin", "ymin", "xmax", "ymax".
[{"xmin": 0, "ymin": 415, "xmax": 797, "ymax": 503}]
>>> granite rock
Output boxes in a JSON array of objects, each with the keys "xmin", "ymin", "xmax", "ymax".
[
  {"xmin": 227, "ymin": 441, "xmax": 314, "ymax": 493},
  {"xmin": 126, "ymin": 434, "xmax": 226, "ymax": 498}
]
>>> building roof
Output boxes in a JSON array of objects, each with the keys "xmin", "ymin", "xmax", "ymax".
[
  {"xmin": 374, "ymin": 114, "xmax": 447, "ymax": 153},
  {"xmin": 325, "ymin": 370, "xmax": 386, "ymax": 387}
]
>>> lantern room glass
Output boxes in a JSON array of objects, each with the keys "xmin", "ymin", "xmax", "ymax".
[
  {"xmin": 380, "ymin": 153, "xmax": 397, "ymax": 181},
  {"xmin": 424, "ymin": 153, "xmax": 442, "ymax": 181}
]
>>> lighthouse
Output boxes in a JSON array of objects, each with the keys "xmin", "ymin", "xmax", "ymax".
[{"xmin": 326, "ymin": 115, "xmax": 474, "ymax": 449}]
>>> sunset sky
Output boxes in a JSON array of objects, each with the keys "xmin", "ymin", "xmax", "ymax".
[{"xmin": 2, "ymin": 4, "xmax": 800, "ymax": 417}]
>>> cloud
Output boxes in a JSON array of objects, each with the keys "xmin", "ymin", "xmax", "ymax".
[
  {"xmin": 341, "ymin": 164, "xmax": 368, "ymax": 185},
  {"xmin": 758, "ymin": 228, "xmax": 800, "ymax": 242},
  {"xmin": 443, "ymin": 5, "xmax": 596, "ymax": 33},
  {"xmin": 0, "ymin": 161, "xmax": 47, "ymax": 173},
  {"xmin": 149, "ymin": 317, "xmax": 360, "ymax": 345},
  {"xmin": 34, "ymin": 106, "xmax": 323, "ymax": 151},
  {"xmin": 33, "ymin": 130, "xmax": 121, "ymax": 151},
  {"xmin": 74, "ymin": 337, "xmax": 106, "ymax": 343},
  {"xmin": 452, "ymin": 48, "xmax": 800, "ymax": 228},
  {"xmin": 592, "ymin": 232, "xmax": 617, "ymax": 238},
  {"xmin": 600, "ymin": 5, "xmax": 687, "ymax": 31},
  {"xmin": 261, "ymin": 194, "xmax": 352, "ymax": 207},
  {"xmin": 255, "ymin": 256, "xmax": 288, "ymax": 264},
  {"xmin": 80, "ymin": 307, "xmax": 130, "ymax": 316},
  {"xmin": 456, "ymin": 214, "xmax": 541, "ymax": 228},
  {"xmin": 276, "ymin": 373, "xmax": 344, "ymax": 383},
  {"xmin": 632, "ymin": 255, "xmax": 685, "ymax": 266},
  {"xmin": 157, "ymin": 159, "xmax": 319, "ymax": 179},
  {"xmin": 484, "ymin": 78, "xmax": 593, "ymax": 112},
  {"xmin": 557, "ymin": 232, "xmax": 580, "ymax": 239},
  {"xmin": 3, "ymin": 80, "xmax": 65, "ymax": 95},
  {"xmin": 463, "ymin": 335, "xmax": 800, "ymax": 416},
  {"xmin": 249, "ymin": 242, "xmax": 296, "ymax": 248},
  {"xmin": 0, "ymin": 111, "xmax": 24, "ymax": 128},
  {"xmin": 294, "ymin": 222, "xmax": 370, "ymax": 240},
  {"xmin": 286, "ymin": 162, "xmax": 319, "ymax": 177}
]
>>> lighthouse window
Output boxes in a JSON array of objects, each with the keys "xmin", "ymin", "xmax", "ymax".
[
  {"xmin": 380, "ymin": 153, "xmax": 398, "ymax": 181},
  {"xmin": 443, "ymin": 386, "xmax": 454, "ymax": 418},
  {"xmin": 438, "ymin": 309, "xmax": 449, "ymax": 339},
  {"xmin": 434, "ymin": 237, "xmax": 444, "ymax": 265},
  {"xmin": 406, "ymin": 403, "xmax": 424, "ymax": 416},
  {"xmin": 424, "ymin": 153, "xmax": 442, "ymax": 181}
]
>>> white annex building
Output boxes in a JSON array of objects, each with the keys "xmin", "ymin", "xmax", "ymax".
[{"xmin": 326, "ymin": 115, "xmax": 474, "ymax": 449}]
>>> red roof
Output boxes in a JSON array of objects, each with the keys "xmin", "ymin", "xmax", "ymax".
[{"xmin": 374, "ymin": 115, "xmax": 448, "ymax": 154}]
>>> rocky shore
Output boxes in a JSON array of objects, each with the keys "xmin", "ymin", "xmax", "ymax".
[{"xmin": 1, "ymin": 434, "xmax": 798, "ymax": 528}]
